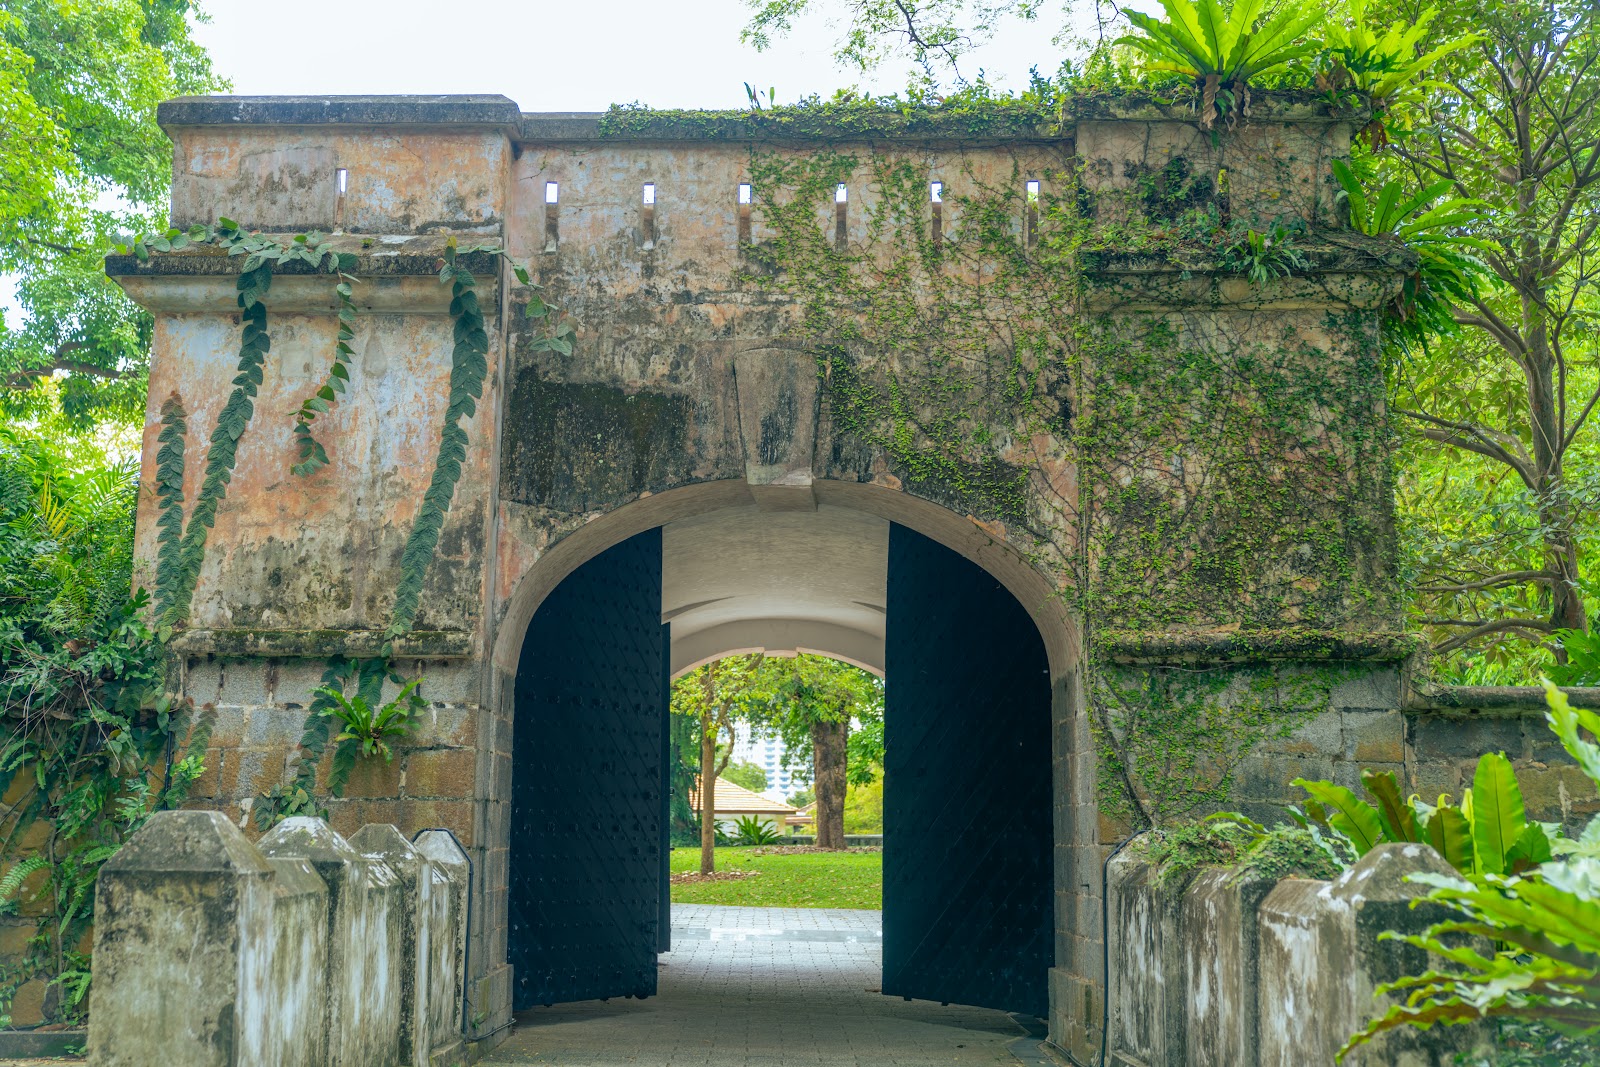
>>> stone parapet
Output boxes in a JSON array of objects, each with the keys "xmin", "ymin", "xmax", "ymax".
[
  {"xmin": 88, "ymin": 812, "xmax": 470, "ymax": 1067},
  {"xmin": 1103, "ymin": 842, "xmax": 1488, "ymax": 1067}
]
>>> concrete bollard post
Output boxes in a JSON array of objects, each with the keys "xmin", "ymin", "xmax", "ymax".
[
  {"xmin": 1258, "ymin": 843, "xmax": 1490, "ymax": 1067},
  {"xmin": 257, "ymin": 856, "xmax": 330, "ymax": 1067},
  {"xmin": 414, "ymin": 829, "xmax": 471, "ymax": 1064},
  {"xmin": 87, "ymin": 810, "xmax": 274, "ymax": 1067},
  {"xmin": 1106, "ymin": 848, "xmax": 1191, "ymax": 1067},
  {"xmin": 351, "ymin": 824, "xmax": 429, "ymax": 1067},
  {"xmin": 1181, "ymin": 867, "xmax": 1277, "ymax": 1067},
  {"xmin": 260, "ymin": 816, "xmax": 403, "ymax": 1067}
]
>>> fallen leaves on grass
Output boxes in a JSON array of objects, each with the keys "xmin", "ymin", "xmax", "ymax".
[
  {"xmin": 670, "ymin": 869, "xmax": 761, "ymax": 884},
  {"xmin": 750, "ymin": 845, "xmax": 882, "ymax": 855}
]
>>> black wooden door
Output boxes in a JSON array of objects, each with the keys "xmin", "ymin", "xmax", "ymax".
[
  {"xmin": 883, "ymin": 523, "xmax": 1054, "ymax": 1018},
  {"xmin": 509, "ymin": 529, "xmax": 666, "ymax": 1009}
]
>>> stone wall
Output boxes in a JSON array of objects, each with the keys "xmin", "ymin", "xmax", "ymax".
[
  {"xmin": 1104, "ymin": 841, "xmax": 1488, "ymax": 1067},
  {"xmin": 81, "ymin": 90, "xmax": 1528, "ymax": 1058},
  {"xmin": 86, "ymin": 811, "xmax": 470, "ymax": 1067}
]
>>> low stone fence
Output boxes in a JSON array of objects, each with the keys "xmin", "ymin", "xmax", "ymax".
[
  {"xmin": 1106, "ymin": 842, "xmax": 1487, "ymax": 1067},
  {"xmin": 86, "ymin": 811, "xmax": 470, "ymax": 1067},
  {"xmin": 784, "ymin": 834, "xmax": 883, "ymax": 847}
]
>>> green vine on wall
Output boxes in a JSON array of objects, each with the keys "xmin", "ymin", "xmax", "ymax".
[
  {"xmin": 126, "ymin": 225, "xmax": 571, "ymax": 824},
  {"xmin": 737, "ymin": 128, "xmax": 1399, "ymax": 823}
]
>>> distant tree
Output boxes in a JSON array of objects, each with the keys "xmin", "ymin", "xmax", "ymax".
[
  {"xmin": 0, "ymin": 0, "xmax": 224, "ymax": 428},
  {"xmin": 842, "ymin": 774, "xmax": 884, "ymax": 834},
  {"xmin": 723, "ymin": 760, "xmax": 768, "ymax": 793},
  {"xmin": 747, "ymin": 655, "xmax": 882, "ymax": 850},
  {"xmin": 787, "ymin": 786, "xmax": 815, "ymax": 808},
  {"xmin": 669, "ymin": 655, "xmax": 765, "ymax": 873}
]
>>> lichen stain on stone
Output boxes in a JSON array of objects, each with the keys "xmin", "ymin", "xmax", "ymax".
[{"xmin": 500, "ymin": 370, "xmax": 695, "ymax": 511}]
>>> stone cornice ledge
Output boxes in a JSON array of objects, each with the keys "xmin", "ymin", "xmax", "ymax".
[
  {"xmin": 1402, "ymin": 683, "xmax": 1600, "ymax": 713},
  {"xmin": 1096, "ymin": 628, "xmax": 1421, "ymax": 666},
  {"xmin": 170, "ymin": 628, "xmax": 475, "ymax": 660}
]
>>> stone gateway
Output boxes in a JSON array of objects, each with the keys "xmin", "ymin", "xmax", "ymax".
[{"xmin": 88, "ymin": 92, "xmax": 1593, "ymax": 1063}]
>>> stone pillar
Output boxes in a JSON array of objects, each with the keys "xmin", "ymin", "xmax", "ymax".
[
  {"xmin": 351, "ymin": 824, "xmax": 429, "ymax": 1067},
  {"xmin": 414, "ymin": 829, "xmax": 471, "ymax": 1062},
  {"xmin": 1181, "ymin": 867, "xmax": 1276, "ymax": 1067},
  {"xmin": 1106, "ymin": 847, "xmax": 1202, "ymax": 1067},
  {"xmin": 256, "ymin": 856, "xmax": 330, "ymax": 1067},
  {"xmin": 88, "ymin": 810, "xmax": 273, "ymax": 1067},
  {"xmin": 260, "ymin": 816, "xmax": 403, "ymax": 1067},
  {"xmin": 1258, "ymin": 843, "xmax": 1490, "ymax": 1066}
]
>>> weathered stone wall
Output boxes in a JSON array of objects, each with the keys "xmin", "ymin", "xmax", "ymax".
[
  {"xmin": 87, "ymin": 811, "xmax": 470, "ymax": 1067},
  {"xmin": 1106, "ymin": 842, "xmax": 1489, "ymax": 1067},
  {"xmin": 90, "ymin": 92, "xmax": 1558, "ymax": 1058}
]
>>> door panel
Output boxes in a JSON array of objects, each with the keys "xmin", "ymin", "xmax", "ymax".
[
  {"xmin": 883, "ymin": 523, "xmax": 1054, "ymax": 1018},
  {"xmin": 508, "ymin": 528, "xmax": 666, "ymax": 1009}
]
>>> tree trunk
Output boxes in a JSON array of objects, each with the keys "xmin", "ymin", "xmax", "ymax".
[
  {"xmin": 812, "ymin": 719, "xmax": 848, "ymax": 850},
  {"xmin": 699, "ymin": 674, "xmax": 717, "ymax": 874}
]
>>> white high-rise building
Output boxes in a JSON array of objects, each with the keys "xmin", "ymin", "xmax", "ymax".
[{"xmin": 730, "ymin": 722, "xmax": 800, "ymax": 804}]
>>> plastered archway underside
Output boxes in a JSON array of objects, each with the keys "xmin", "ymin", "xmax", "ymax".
[
  {"xmin": 663, "ymin": 503, "xmax": 889, "ymax": 677},
  {"xmin": 493, "ymin": 479, "xmax": 1080, "ymax": 684}
]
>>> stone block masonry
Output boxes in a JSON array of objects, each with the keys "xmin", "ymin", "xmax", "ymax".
[
  {"xmin": 1105, "ymin": 842, "xmax": 1489, "ymax": 1067},
  {"xmin": 87, "ymin": 811, "xmax": 470, "ymax": 1067}
]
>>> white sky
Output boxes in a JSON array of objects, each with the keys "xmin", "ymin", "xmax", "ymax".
[{"xmin": 189, "ymin": 0, "xmax": 1098, "ymax": 109}]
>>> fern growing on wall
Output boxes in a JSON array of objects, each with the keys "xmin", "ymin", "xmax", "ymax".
[
  {"xmin": 386, "ymin": 243, "xmax": 490, "ymax": 637},
  {"xmin": 156, "ymin": 260, "xmax": 273, "ymax": 632},
  {"xmin": 151, "ymin": 393, "xmax": 187, "ymax": 623}
]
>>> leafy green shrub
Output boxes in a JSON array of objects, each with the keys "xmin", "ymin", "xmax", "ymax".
[
  {"xmin": 1340, "ymin": 683, "xmax": 1600, "ymax": 1056},
  {"xmin": 1117, "ymin": 0, "xmax": 1322, "ymax": 127},
  {"xmin": 733, "ymin": 815, "xmax": 782, "ymax": 847},
  {"xmin": 0, "ymin": 429, "xmax": 205, "ymax": 1025},
  {"xmin": 1549, "ymin": 629, "xmax": 1600, "ymax": 687},
  {"xmin": 1292, "ymin": 749, "xmax": 1555, "ymax": 877},
  {"xmin": 1331, "ymin": 159, "xmax": 1490, "ymax": 347}
]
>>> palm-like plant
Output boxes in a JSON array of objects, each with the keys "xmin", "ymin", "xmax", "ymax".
[
  {"xmin": 315, "ymin": 677, "xmax": 423, "ymax": 762},
  {"xmin": 1319, "ymin": 0, "xmax": 1478, "ymax": 146},
  {"xmin": 1332, "ymin": 159, "xmax": 1491, "ymax": 345},
  {"xmin": 1118, "ymin": 0, "xmax": 1323, "ymax": 127}
]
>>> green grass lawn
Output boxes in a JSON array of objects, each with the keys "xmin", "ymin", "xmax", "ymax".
[{"xmin": 669, "ymin": 847, "xmax": 883, "ymax": 910}]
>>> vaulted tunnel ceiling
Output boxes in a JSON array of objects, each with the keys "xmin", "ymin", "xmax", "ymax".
[{"xmin": 661, "ymin": 503, "xmax": 889, "ymax": 677}]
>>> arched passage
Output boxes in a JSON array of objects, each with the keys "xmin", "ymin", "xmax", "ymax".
[{"xmin": 488, "ymin": 480, "xmax": 1083, "ymax": 1029}]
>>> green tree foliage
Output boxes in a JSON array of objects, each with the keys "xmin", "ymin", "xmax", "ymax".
[
  {"xmin": 670, "ymin": 655, "xmax": 768, "ymax": 873},
  {"xmin": 1372, "ymin": 0, "xmax": 1600, "ymax": 678},
  {"xmin": 0, "ymin": 0, "xmax": 223, "ymax": 427},
  {"xmin": 744, "ymin": 655, "xmax": 882, "ymax": 850},
  {"xmin": 723, "ymin": 760, "xmax": 769, "ymax": 793},
  {"xmin": 843, "ymin": 774, "xmax": 884, "ymax": 834},
  {"xmin": 0, "ymin": 427, "xmax": 205, "ymax": 1024}
]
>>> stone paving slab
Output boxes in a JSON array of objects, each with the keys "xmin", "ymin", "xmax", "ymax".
[{"xmin": 483, "ymin": 904, "xmax": 1038, "ymax": 1066}]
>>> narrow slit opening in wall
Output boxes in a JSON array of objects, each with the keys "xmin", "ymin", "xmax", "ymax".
[
  {"xmin": 930, "ymin": 181, "xmax": 943, "ymax": 247},
  {"xmin": 1025, "ymin": 179, "xmax": 1040, "ymax": 247},
  {"xmin": 544, "ymin": 181, "xmax": 559, "ymax": 252},
  {"xmin": 834, "ymin": 184, "xmax": 848, "ymax": 251},
  {"xmin": 642, "ymin": 183, "xmax": 656, "ymax": 248},
  {"xmin": 737, "ymin": 183, "xmax": 753, "ymax": 244},
  {"xmin": 334, "ymin": 168, "xmax": 348, "ymax": 231}
]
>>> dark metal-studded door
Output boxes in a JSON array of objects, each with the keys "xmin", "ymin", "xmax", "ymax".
[
  {"xmin": 883, "ymin": 524, "xmax": 1054, "ymax": 1018},
  {"xmin": 509, "ymin": 528, "xmax": 666, "ymax": 1009}
]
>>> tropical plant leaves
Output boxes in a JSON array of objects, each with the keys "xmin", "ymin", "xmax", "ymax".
[
  {"xmin": 1293, "ymin": 778, "xmax": 1386, "ymax": 855},
  {"xmin": 1471, "ymin": 752, "xmax": 1527, "ymax": 876}
]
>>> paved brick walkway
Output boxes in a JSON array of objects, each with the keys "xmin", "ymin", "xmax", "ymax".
[{"xmin": 482, "ymin": 904, "xmax": 1051, "ymax": 1066}]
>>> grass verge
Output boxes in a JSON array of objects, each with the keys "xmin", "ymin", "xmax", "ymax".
[{"xmin": 669, "ymin": 846, "xmax": 883, "ymax": 909}]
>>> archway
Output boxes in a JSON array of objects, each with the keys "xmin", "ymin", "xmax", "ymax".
[{"xmin": 489, "ymin": 480, "xmax": 1081, "ymax": 1038}]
